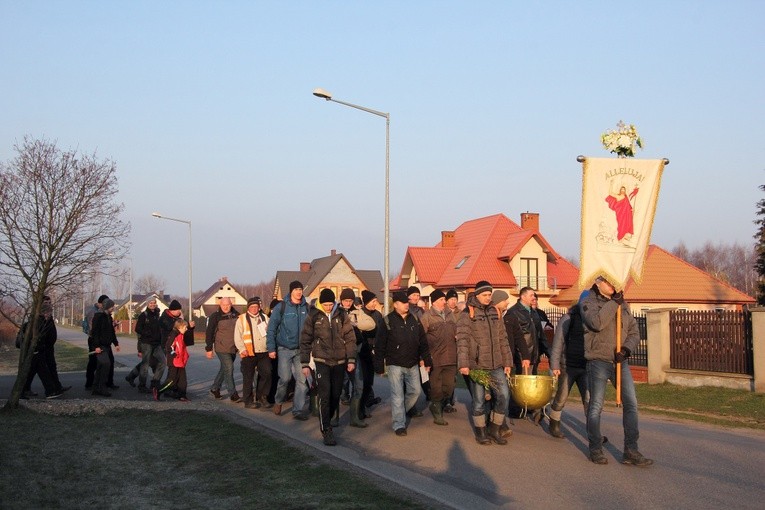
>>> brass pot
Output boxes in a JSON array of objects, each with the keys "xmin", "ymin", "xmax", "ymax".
[{"xmin": 508, "ymin": 374, "xmax": 557, "ymax": 410}]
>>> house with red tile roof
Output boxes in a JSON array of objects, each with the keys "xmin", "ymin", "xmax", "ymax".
[
  {"xmin": 550, "ymin": 245, "xmax": 755, "ymax": 311},
  {"xmin": 392, "ymin": 212, "xmax": 578, "ymax": 307}
]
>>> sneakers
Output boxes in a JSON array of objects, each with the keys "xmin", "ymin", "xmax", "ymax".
[
  {"xmin": 293, "ymin": 412, "xmax": 309, "ymax": 421},
  {"xmin": 125, "ymin": 376, "xmax": 136, "ymax": 388},
  {"xmin": 622, "ymin": 449, "xmax": 654, "ymax": 467},
  {"xmin": 590, "ymin": 450, "xmax": 608, "ymax": 465},
  {"xmin": 443, "ymin": 403, "xmax": 457, "ymax": 414},
  {"xmin": 45, "ymin": 391, "xmax": 63, "ymax": 399},
  {"xmin": 230, "ymin": 392, "xmax": 241, "ymax": 403},
  {"xmin": 210, "ymin": 389, "xmax": 223, "ymax": 399},
  {"xmin": 395, "ymin": 428, "xmax": 408, "ymax": 436}
]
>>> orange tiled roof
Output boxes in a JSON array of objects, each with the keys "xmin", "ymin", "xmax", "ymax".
[
  {"xmin": 397, "ymin": 213, "xmax": 577, "ymax": 290},
  {"xmin": 549, "ymin": 245, "xmax": 756, "ymax": 306}
]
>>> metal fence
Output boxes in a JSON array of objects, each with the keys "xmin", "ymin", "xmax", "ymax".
[
  {"xmin": 541, "ymin": 308, "xmax": 648, "ymax": 367},
  {"xmin": 669, "ymin": 310, "xmax": 753, "ymax": 375}
]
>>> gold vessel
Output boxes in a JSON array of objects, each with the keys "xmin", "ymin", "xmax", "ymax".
[{"xmin": 508, "ymin": 374, "xmax": 557, "ymax": 410}]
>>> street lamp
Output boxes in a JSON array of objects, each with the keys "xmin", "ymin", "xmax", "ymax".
[
  {"xmin": 313, "ymin": 87, "xmax": 391, "ymax": 315},
  {"xmin": 152, "ymin": 212, "xmax": 193, "ymax": 320}
]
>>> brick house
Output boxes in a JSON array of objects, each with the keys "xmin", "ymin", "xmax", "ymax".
[{"xmin": 391, "ymin": 212, "xmax": 579, "ymax": 307}]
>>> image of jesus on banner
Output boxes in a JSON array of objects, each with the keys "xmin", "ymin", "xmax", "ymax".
[{"xmin": 605, "ymin": 185, "xmax": 639, "ymax": 242}]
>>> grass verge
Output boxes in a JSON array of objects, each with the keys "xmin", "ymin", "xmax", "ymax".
[{"xmin": 0, "ymin": 407, "xmax": 432, "ymax": 510}]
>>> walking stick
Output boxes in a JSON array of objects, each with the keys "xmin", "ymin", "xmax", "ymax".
[{"xmin": 615, "ymin": 305, "xmax": 622, "ymax": 407}]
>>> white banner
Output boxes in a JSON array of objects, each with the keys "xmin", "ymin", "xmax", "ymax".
[{"xmin": 579, "ymin": 157, "xmax": 665, "ymax": 291}]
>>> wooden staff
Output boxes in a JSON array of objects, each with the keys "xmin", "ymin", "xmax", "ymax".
[{"xmin": 615, "ymin": 304, "xmax": 622, "ymax": 407}]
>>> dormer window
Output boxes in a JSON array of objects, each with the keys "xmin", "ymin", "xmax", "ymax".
[{"xmin": 455, "ymin": 256, "xmax": 469, "ymax": 269}]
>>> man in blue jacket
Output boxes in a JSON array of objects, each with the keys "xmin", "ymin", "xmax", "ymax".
[{"xmin": 267, "ymin": 280, "xmax": 310, "ymax": 419}]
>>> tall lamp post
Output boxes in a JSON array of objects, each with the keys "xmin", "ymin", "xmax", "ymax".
[
  {"xmin": 152, "ymin": 212, "xmax": 193, "ymax": 320},
  {"xmin": 313, "ymin": 87, "xmax": 391, "ymax": 315}
]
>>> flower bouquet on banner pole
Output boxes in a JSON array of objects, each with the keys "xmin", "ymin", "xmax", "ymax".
[{"xmin": 578, "ymin": 121, "xmax": 668, "ymax": 405}]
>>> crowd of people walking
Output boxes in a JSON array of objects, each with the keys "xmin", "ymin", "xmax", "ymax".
[{"xmin": 22, "ymin": 277, "xmax": 652, "ymax": 466}]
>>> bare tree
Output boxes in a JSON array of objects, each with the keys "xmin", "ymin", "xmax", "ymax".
[
  {"xmin": 133, "ymin": 273, "xmax": 167, "ymax": 295},
  {"xmin": 233, "ymin": 278, "xmax": 276, "ymax": 303},
  {"xmin": 671, "ymin": 240, "xmax": 757, "ymax": 297},
  {"xmin": 0, "ymin": 137, "xmax": 129, "ymax": 409}
]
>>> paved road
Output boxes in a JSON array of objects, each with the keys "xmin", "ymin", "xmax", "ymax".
[{"xmin": 5, "ymin": 327, "xmax": 765, "ymax": 509}]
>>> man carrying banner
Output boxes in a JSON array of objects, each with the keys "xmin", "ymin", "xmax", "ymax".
[{"xmin": 581, "ymin": 276, "xmax": 652, "ymax": 467}]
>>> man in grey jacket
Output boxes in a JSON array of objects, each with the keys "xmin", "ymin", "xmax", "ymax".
[{"xmin": 581, "ymin": 277, "xmax": 652, "ymax": 467}]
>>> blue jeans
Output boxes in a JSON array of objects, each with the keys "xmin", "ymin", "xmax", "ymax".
[
  {"xmin": 586, "ymin": 359, "xmax": 639, "ymax": 453},
  {"xmin": 274, "ymin": 347, "xmax": 308, "ymax": 415},
  {"xmin": 469, "ymin": 367, "xmax": 509, "ymax": 426},
  {"xmin": 139, "ymin": 343, "xmax": 166, "ymax": 388},
  {"xmin": 212, "ymin": 352, "xmax": 237, "ymax": 395},
  {"xmin": 387, "ymin": 364, "xmax": 421, "ymax": 431}
]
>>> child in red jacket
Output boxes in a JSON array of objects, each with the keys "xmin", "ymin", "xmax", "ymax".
[{"xmin": 155, "ymin": 319, "xmax": 190, "ymax": 401}]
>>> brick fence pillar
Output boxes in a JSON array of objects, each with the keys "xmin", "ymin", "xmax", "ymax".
[{"xmin": 646, "ymin": 309, "xmax": 672, "ymax": 384}]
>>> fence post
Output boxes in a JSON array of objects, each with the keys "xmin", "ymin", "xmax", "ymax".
[
  {"xmin": 646, "ymin": 309, "xmax": 672, "ymax": 384},
  {"xmin": 751, "ymin": 307, "xmax": 765, "ymax": 393}
]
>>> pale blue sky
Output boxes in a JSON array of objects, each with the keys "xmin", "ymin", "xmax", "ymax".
[{"xmin": 2, "ymin": 1, "xmax": 763, "ymax": 296}]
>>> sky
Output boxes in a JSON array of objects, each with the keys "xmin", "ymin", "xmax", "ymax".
[{"xmin": 1, "ymin": 1, "xmax": 763, "ymax": 298}]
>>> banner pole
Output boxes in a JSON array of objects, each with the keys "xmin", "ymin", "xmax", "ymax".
[{"xmin": 616, "ymin": 305, "xmax": 622, "ymax": 407}]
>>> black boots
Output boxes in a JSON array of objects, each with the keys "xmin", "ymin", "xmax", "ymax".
[
  {"xmin": 349, "ymin": 398, "xmax": 368, "ymax": 428},
  {"xmin": 429, "ymin": 401, "xmax": 448, "ymax": 426},
  {"xmin": 322, "ymin": 428, "xmax": 337, "ymax": 446},
  {"xmin": 487, "ymin": 423, "xmax": 507, "ymax": 445},
  {"xmin": 548, "ymin": 418, "xmax": 565, "ymax": 439},
  {"xmin": 474, "ymin": 427, "xmax": 491, "ymax": 445}
]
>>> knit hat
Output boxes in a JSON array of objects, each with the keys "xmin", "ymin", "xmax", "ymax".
[
  {"xmin": 97, "ymin": 294, "xmax": 109, "ymax": 304},
  {"xmin": 319, "ymin": 288, "xmax": 336, "ymax": 304},
  {"xmin": 446, "ymin": 288, "xmax": 458, "ymax": 301},
  {"xmin": 406, "ymin": 286, "xmax": 420, "ymax": 297},
  {"xmin": 430, "ymin": 289, "xmax": 446, "ymax": 303},
  {"xmin": 474, "ymin": 280, "xmax": 493, "ymax": 295},
  {"xmin": 102, "ymin": 298, "xmax": 115, "ymax": 310},
  {"xmin": 491, "ymin": 290, "xmax": 509, "ymax": 304},
  {"xmin": 361, "ymin": 290, "xmax": 377, "ymax": 305},
  {"xmin": 289, "ymin": 280, "xmax": 304, "ymax": 292},
  {"xmin": 392, "ymin": 291, "xmax": 408, "ymax": 303},
  {"xmin": 247, "ymin": 296, "xmax": 262, "ymax": 307},
  {"xmin": 169, "ymin": 299, "xmax": 182, "ymax": 311},
  {"xmin": 339, "ymin": 288, "xmax": 355, "ymax": 301}
]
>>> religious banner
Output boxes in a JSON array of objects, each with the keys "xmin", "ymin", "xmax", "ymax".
[{"xmin": 579, "ymin": 157, "xmax": 665, "ymax": 291}]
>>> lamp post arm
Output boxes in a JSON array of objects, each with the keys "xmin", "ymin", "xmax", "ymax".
[{"xmin": 328, "ymin": 98, "xmax": 389, "ymax": 120}]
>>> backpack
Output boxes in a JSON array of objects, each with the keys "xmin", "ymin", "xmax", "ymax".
[{"xmin": 15, "ymin": 321, "xmax": 28, "ymax": 349}]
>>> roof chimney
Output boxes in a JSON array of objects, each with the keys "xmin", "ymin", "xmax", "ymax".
[
  {"xmin": 521, "ymin": 212, "xmax": 539, "ymax": 231},
  {"xmin": 300, "ymin": 262, "xmax": 311, "ymax": 272},
  {"xmin": 441, "ymin": 231, "xmax": 455, "ymax": 247},
  {"xmin": 331, "ymin": 249, "xmax": 337, "ymax": 256}
]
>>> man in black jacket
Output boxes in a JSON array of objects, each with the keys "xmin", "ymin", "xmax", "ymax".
[
  {"xmin": 300, "ymin": 289, "xmax": 356, "ymax": 446},
  {"xmin": 374, "ymin": 291, "xmax": 432, "ymax": 437},
  {"xmin": 91, "ymin": 299, "xmax": 120, "ymax": 397},
  {"xmin": 134, "ymin": 298, "xmax": 166, "ymax": 393}
]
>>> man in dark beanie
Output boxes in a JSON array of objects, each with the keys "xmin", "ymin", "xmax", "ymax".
[
  {"xmin": 456, "ymin": 280, "xmax": 512, "ymax": 445},
  {"xmin": 375, "ymin": 291, "xmax": 432, "ymax": 437},
  {"xmin": 406, "ymin": 286, "xmax": 424, "ymax": 321},
  {"xmin": 267, "ymin": 280, "xmax": 310, "ymax": 419},
  {"xmin": 355, "ymin": 289, "xmax": 383, "ymax": 421},
  {"xmin": 90, "ymin": 299, "xmax": 121, "ymax": 396},
  {"xmin": 84, "ymin": 294, "xmax": 110, "ymax": 389},
  {"xmin": 300, "ymin": 288, "xmax": 356, "ymax": 445}
]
